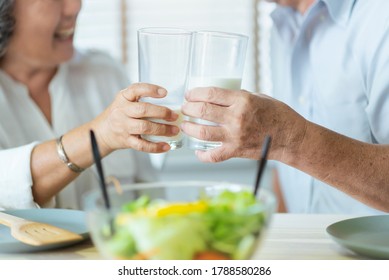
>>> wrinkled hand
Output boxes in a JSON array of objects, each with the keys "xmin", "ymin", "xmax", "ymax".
[
  {"xmin": 181, "ymin": 87, "xmax": 307, "ymax": 162},
  {"xmin": 92, "ymin": 83, "xmax": 179, "ymax": 154}
]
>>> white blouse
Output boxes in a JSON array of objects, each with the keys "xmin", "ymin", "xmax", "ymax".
[{"xmin": 0, "ymin": 50, "xmax": 157, "ymax": 210}]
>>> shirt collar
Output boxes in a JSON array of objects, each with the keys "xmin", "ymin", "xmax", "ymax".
[
  {"xmin": 322, "ymin": 0, "xmax": 357, "ymax": 26},
  {"xmin": 271, "ymin": 5, "xmax": 304, "ymax": 43},
  {"xmin": 271, "ymin": 0, "xmax": 357, "ymax": 31}
]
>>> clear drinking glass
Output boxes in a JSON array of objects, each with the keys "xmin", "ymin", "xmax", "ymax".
[
  {"xmin": 138, "ymin": 27, "xmax": 193, "ymax": 150},
  {"xmin": 186, "ymin": 31, "xmax": 248, "ymax": 150}
]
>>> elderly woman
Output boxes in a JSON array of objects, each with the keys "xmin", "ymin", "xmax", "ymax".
[{"xmin": 0, "ymin": 0, "xmax": 179, "ymax": 210}]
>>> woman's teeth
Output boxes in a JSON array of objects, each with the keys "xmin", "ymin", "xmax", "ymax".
[{"xmin": 55, "ymin": 28, "xmax": 74, "ymax": 39}]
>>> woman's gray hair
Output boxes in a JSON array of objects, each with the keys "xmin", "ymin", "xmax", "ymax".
[{"xmin": 0, "ymin": 0, "xmax": 15, "ymax": 57}]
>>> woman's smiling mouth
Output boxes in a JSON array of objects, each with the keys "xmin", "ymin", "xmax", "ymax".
[{"xmin": 54, "ymin": 27, "xmax": 75, "ymax": 40}]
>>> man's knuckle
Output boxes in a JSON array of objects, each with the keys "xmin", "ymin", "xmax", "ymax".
[
  {"xmin": 198, "ymin": 126, "xmax": 209, "ymax": 140},
  {"xmin": 134, "ymin": 104, "xmax": 147, "ymax": 116},
  {"xmin": 207, "ymin": 87, "xmax": 218, "ymax": 100},
  {"xmin": 199, "ymin": 103, "xmax": 208, "ymax": 118},
  {"xmin": 132, "ymin": 139, "xmax": 143, "ymax": 150},
  {"xmin": 137, "ymin": 121, "xmax": 148, "ymax": 132}
]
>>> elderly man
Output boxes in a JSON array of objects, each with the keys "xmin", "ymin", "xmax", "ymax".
[{"xmin": 181, "ymin": 0, "xmax": 389, "ymax": 214}]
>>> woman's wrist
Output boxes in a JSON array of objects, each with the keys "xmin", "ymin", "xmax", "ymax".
[{"xmin": 56, "ymin": 135, "xmax": 86, "ymax": 173}]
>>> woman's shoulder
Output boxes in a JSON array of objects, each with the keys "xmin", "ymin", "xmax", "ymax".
[
  {"xmin": 63, "ymin": 48, "xmax": 129, "ymax": 85},
  {"xmin": 68, "ymin": 49, "xmax": 125, "ymax": 73}
]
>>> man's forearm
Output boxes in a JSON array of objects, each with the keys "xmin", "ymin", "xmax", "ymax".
[{"xmin": 282, "ymin": 121, "xmax": 389, "ymax": 211}]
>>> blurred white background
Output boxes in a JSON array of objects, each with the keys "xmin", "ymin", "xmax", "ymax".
[{"xmin": 74, "ymin": 0, "xmax": 275, "ymax": 187}]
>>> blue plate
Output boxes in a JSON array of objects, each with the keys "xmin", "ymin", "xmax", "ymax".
[
  {"xmin": 0, "ymin": 209, "xmax": 89, "ymax": 253},
  {"xmin": 326, "ymin": 215, "xmax": 389, "ymax": 259}
]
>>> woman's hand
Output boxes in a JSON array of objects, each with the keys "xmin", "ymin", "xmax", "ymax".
[{"xmin": 92, "ymin": 83, "xmax": 179, "ymax": 155}]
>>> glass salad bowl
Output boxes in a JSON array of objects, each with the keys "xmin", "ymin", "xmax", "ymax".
[{"xmin": 83, "ymin": 181, "xmax": 276, "ymax": 260}]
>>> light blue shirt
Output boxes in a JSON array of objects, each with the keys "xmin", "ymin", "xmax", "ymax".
[{"xmin": 270, "ymin": 0, "xmax": 389, "ymax": 214}]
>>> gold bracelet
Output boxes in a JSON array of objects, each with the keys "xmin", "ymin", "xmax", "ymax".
[{"xmin": 56, "ymin": 135, "xmax": 85, "ymax": 173}]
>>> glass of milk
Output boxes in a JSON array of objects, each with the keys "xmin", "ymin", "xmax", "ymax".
[
  {"xmin": 138, "ymin": 27, "xmax": 193, "ymax": 150},
  {"xmin": 186, "ymin": 31, "xmax": 248, "ymax": 150}
]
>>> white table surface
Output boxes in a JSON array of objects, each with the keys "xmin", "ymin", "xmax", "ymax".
[
  {"xmin": 0, "ymin": 214, "xmax": 367, "ymax": 260},
  {"xmin": 253, "ymin": 214, "xmax": 366, "ymax": 260}
]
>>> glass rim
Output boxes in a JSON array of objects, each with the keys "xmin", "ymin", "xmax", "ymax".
[
  {"xmin": 83, "ymin": 180, "xmax": 277, "ymax": 213},
  {"xmin": 138, "ymin": 27, "xmax": 193, "ymax": 36},
  {"xmin": 195, "ymin": 30, "xmax": 249, "ymax": 40}
]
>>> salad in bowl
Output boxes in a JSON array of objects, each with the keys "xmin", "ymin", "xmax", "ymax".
[{"xmin": 84, "ymin": 181, "xmax": 276, "ymax": 260}]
